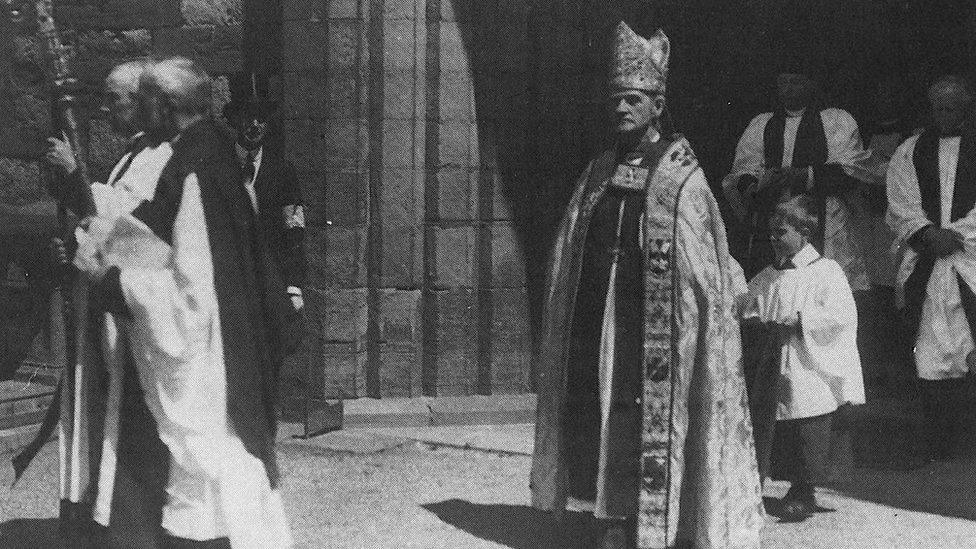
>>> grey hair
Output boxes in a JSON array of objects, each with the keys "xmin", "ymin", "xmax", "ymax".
[
  {"xmin": 140, "ymin": 56, "xmax": 213, "ymax": 115},
  {"xmin": 928, "ymin": 75, "xmax": 974, "ymax": 103},
  {"xmin": 105, "ymin": 59, "xmax": 150, "ymax": 95}
]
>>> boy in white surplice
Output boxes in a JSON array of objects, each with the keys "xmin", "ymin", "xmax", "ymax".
[{"xmin": 740, "ymin": 194, "xmax": 865, "ymax": 522}]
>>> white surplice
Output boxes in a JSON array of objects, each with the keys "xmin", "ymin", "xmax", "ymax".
[
  {"xmin": 722, "ymin": 108, "xmax": 877, "ymax": 291},
  {"xmin": 741, "ymin": 244, "xmax": 866, "ymax": 420},
  {"xmin": 887, "ymin": 134, "xmax": 976, "ymax": 380},
  {"xmin": 75, "ymin": 149, "xmax": 293, "ymax": 547}
]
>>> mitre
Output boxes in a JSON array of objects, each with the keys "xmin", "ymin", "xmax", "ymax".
[{"xmin": 609, "ymin": 22, "xmax": 670, "ymax": 94}]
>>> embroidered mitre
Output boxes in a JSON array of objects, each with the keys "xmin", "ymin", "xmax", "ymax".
[{"xmin": 609, "ymin": 22, "xmax": 669, "ymax": 94}]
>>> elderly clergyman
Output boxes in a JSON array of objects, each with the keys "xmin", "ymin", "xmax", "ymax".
[
  {"xmin": 69, "ymin": 57, "xmax": 297, "ymax": 548},
  {"xmin": 32, "ymin": 59, "xmax": 176, "ymax": 546},
  {"xmin": 722, "ymin": 63, "xmax": 875, "ymax": 283},
  {"xmin": 887, "ymin": 75, "xmax": 976, "ymax": 462},
  {"xmin": 530, "ymin": 22, "xmax": 764, "ymax": 549}
]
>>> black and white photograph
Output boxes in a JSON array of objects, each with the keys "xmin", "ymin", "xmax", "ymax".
[{"xmin": 0, "ymin": 1, "xmax": 975, "ymax": 547}]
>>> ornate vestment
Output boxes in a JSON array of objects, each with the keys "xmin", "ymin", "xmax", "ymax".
[{"xmin": 531, "ymin": 136, "xmax": 764, "ymax": 549}]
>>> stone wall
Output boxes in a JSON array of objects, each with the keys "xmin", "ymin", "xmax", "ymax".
[
  {"xmin": 281, "ymin": 0, "xmax": 537, "ymax": 399},
  {"xmin": 0, "ymin": 0, "xmax": 244, "ymax": 214},
  {"xmin": 3, "ymin": 0, "xmax": 975, "ymax": 402}
]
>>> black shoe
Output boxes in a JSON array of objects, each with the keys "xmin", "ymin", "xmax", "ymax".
[{"xmin": 779, "ymin": 498, "xmax": 813, "ymax": 522}]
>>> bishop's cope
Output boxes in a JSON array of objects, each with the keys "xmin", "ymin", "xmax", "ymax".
[
  {"xmin": 34, "ymin": 57, "xmax": 298, "ymax": 549},
  {"xmin": 530, "ymin": 21, "xmax": 764, "ymax": 549}
]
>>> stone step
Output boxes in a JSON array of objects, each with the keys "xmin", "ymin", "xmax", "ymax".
[{"xmin": 0, "ymin": 379, "xmax": 56, "ymax": 433}]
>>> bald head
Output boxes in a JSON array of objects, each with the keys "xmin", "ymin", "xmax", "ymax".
[
  {"xmin": 928, "ymin": 75, "xmax": 974, "ymax": 134},
  {"xmin": 103, "ymin": 60, "xmax": 149, "ymax": 135},
  {"xmin": 138, "ymin": 57, "xmax": 213, "ymax": 137}
]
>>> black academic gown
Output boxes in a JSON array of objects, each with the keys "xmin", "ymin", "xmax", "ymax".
[{"xmin": 91, "ymin": 120, "xmax": 299, "ymax": 547}]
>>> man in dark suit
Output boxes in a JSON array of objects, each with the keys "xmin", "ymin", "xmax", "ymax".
[{"xmin": 223, "ymin": 73, "xmax": 307, "ymax": 311}]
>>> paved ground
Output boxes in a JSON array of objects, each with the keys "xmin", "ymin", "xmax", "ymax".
[{"xmin": 2, "ymin": 423, "xmax": 976, "ymax": 548}]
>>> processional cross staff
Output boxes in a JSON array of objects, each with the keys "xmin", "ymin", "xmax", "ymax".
[{"xmin": 4, "ymin": 0, "xmax": 99, "ymax": 540}]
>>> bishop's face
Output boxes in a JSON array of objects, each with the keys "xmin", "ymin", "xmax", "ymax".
[{"xmin": 610, "ymin": 89, "xmax": 663, "ymax": 137}]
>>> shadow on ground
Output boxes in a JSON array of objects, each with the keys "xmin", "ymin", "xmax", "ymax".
[
  {"xmin": 829, "ymin": 405, "xmax": 976, "ymax": 523},
  {"xmin": 423, "ymin": 499, "xmax": 588, "ymax": 549},
  {"xmin": 0, "ymin": 518, "xmax": 59, "ymax": 549}
]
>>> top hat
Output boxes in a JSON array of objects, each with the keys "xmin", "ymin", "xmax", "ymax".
[{"xmin": 222, "ymin": 72, "xmax": 278, "ymax": 120}]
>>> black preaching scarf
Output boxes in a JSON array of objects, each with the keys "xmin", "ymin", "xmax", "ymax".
[
  {"xmin": 761, "ymin": 108, "xmax": 830, "ymax": 250},
  {"xmin": 762, "ymin": 108, "xmax": 828, "ymax": 171},
  {"xmin": 912, "ymin": 129, "xmax": 976, "ymax": 226},
  {"xmin": 903, "ymin": 129, "xmax": 976, "ymax": 331}
]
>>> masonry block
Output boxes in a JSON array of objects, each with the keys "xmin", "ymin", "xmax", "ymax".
[
  {"xmin": 384, "ymin": 19, "xmax": 415, "ymax": 71},
  {"xmin": 306, "ymin": 225, "xmax": 367, "ymax": 287},
  {"xmin": 383, "ymin": 0, "xmax": 415, "ymax": 20},
  {"xmin": 379, "ymin": 289, "xmax": 420, "ymax": 344},
  {"xmin": 490, "ymin": 222, "xmax": 525, "ymax": 287},
  {"xmin": 182, "ymin": 0, "xmax": 243, "ymax": 25},
  {"xmin": 283, "ymin": 19, "xmax": 328, "ymax": 71},
  {"xmin": 327, "ymin": 19, "xmax": 362, "ymax": 71},
  {"xmin": 319, "ymin": 118, "xmax": 362, "ymax": 172},
  {"xmin": 295, "ymin": 169, "xmax": 327, "ymax": 225},
  {"xmin": 434, "ymin": 226, "xmax": 475, "ymax": 288},
  {"xmin": 438, "ymin": 71, "xmax": 473, "ymax": 121},
  {"xmin": 306, "ymin": 287, "xmax": 368, "ymax": 344},
  {"xmin": 0, "ymin": 90, "xmax": 47, "ymax": 159},
  {"xmin": 56, "ymin": 0, "xmax": 183, "ymax": 30},
  {"xmin": 320, "ymin": 342, "xmax": 367, "ymax": 397},
  {"xmin": 432, "ymin": 288, "xmax": 476, "ymax": 396},
  {"xmin": 383, "ymin": 70, "xmax": 416, "ymax": 120},
  {"xmin": 283, "ymin": 118, "xmax": 314, "ymax": 170},
  {"xmin": 283, "ymin": 0, "xmax": 327, "ymax": 22},
  {"xmin": 439, "ymin": 22, "xmax": 471, "ymax": 74},
  {"xmin": 329, "ymin": 0, "xmax": 360, "ymax": 19},
  {"xmin": 436, "ymin": 168, "xmax": 475, "ymax": 220},
  {"xmin": 70, "ymin": 30, "xmax": 153, "ymax": 86},
  {"xmin": 379, "ymin": 347, "xmax": 418, "ymax": 397},
  {"xmin": 438, "ymin": 120, "xmax": 471, "ymax": 168},
  {"xmin": 328, "ymin": 69, "xmax": 362, "ymax": 119},
  {"xmin": 381, "ymin": 169, "xmax": 418, "ymax": 286},
  {"xmin": 322, "ymin": 171, "xmax": 367, "ymax": 226},
  {"xmin": 152, "ymin": 24, "xmax": 243, "ymax": 73},
  {"xmin": 382, "ymin": 118, "xmax": 414, "ymax": 168},
  {"xmin": 0, "ymin": 159, "xmax": 43, "ymax": 208},
  {"xmin": 491, "ymin": 288, "xmax": 532, "ymax": 393},
  {"xmin": 282, "ymin": 70, "xmax": 329, "ymax": 118}
]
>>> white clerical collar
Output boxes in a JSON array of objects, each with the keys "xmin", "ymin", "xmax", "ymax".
[
  {"xmin": 236, "ymin": 143, "xmax": 263, "ymax": 163},
  {"xmin": 785, "ymin": 108, "xmax": 806, "ymax": 119},
  {"xmin": 789, "ymin": 243, "xmax": 820, "ymax": 269}
]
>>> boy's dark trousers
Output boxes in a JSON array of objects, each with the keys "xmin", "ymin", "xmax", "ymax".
[{"xmin": 771, "ymin": 411, "xmax": 837, "ymax": 501}]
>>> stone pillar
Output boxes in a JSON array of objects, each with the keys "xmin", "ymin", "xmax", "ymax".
[{"xmin": 281, "ymin": 0, "xmax": 538, "ymax": 397}]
